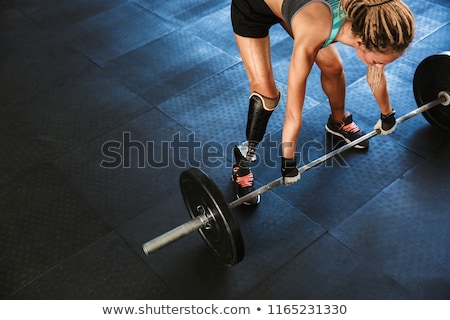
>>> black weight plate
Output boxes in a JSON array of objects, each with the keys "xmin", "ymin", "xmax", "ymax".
[
  {"xmin": 180, "ymin": 168, "xmax": 244, "ymax": 266},
  {"xmin": 413, "ymin": 52, "xmax": 450, "ymax": 131}
]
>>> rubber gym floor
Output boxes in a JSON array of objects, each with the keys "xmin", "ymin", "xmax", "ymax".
[{"xmin": 1, "ymin": 0, "xmax": 449, "ymax": 300}]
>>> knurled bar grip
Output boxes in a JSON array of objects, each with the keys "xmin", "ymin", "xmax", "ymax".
[
  {"xmin": 142, "ymin": 214, "xmax": 209, "ymax": 254},
  {"xmin": 229, "ymin": 92, "xmax": 449, "ymax": 209}
]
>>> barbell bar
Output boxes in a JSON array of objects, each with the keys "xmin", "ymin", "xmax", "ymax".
[
  {"xmin": 229, "ymin": 91, "xmax": 450, "ymax": 209},
  {"xmin": 142, "ymin": 52, "xmax": 450, "ymax": 266}
]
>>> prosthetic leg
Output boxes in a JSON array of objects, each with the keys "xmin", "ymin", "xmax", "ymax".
[{"xmin": 232, "ymin": 91, "xmax": 280, "ymax": 205}]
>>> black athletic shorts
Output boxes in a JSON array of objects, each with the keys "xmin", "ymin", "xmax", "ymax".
[{"xmin": 231, "ymin": 0, "xmax": 282, "ymax": 38}]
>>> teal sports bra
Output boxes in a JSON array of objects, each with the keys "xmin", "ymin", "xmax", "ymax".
[{"xmin": 281, "ymin": 0, "xmax": 344, "ymax": 47}]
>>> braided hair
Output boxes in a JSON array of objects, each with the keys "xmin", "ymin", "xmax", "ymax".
[{"xmin": 340, "ymin": 0, "xmax": 415, "ymax": 53}]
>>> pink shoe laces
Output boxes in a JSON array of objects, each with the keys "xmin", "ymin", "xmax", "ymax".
[
  {"xmin": 339, "ymin": 121, "xmax": 360, "ymax": 134},
  {"xmin": 233, "ymin": 167, "xmax": 254, "ymax": 188}
]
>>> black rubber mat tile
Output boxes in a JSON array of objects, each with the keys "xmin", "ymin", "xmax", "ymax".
[
  {"xmin": 0, "ymin": 164, "xmax": 111, "ymax": 298},
  {"xmin": 53, "ymin": 109, "xmax": 192, "ymax": 228},
  {"xmin": 432, "ymin": 0, "xmax": 450, "ymax": 6},
  {"xmin": 418, "ymin": 23, "xmax": 450, "ymax": 55},
  {"xmin": 13, "ymin": 0, "xmax": 127, "ymax": 32},
  {"xmin": 2, "ymin": 34, "xmax": 93, "ymax": 95},
  {"xmin": 289, "ymin": 139, "xmax": 420, "ymax": 229},
  {"xmin": 104, "ymin": 29, "xmax": 240, "ymax": 107},
  {"xmin": 330, "ymin": 146, "xmax": 450, "ymax": 299},
  {"xmin": 0, "ymin": 0, "xmax": 12, "ymax": 8},
  {"xmin": 403, "ymin": 140, "xmax": 450, "ymax": 186},
  {"xmin": 64, "ymin": 2, "xmax": 177, "ymax": 65},
  {"xmin": 4, "ymin": 67, "xmax": 153, "ymax": 161},
  {"xmin": 408, "ymin": 0, "xmax": 450, "ymax": 43},
  {"xmin": 181, "ymin": 6, "xmax": 240, "ymax": 58},
  {"xmin": 0, "ymin": 60, "xmax": 41, "ymax": 109},
  {"xmin": 0, "ymin": 113, "xmax": 46, "ymax": 189},
  {"xmin": 245, "ymin": 234, "xmax": 415, "ymax": 299},
  {"xmin": 405, "ymin": 35, "xmax": 450, "ymax": 68},
  {"xmin": 403, "ymin": 42, "xmax": 443, "ymax": 67},
  {"xmin": 0, "ymin": 9, "xmax": 47, "ymax": 107},
  {"xmin": 11, "ymin": 232, "xmax": 175, "ymax": 299},
  {"xmin": 135, "ymin": 0, "xmax": 227, "ymax": 26},
  {"xmin": 0, "ymin": 7, "xmax": 48, "ymax": 54},
  {"xmin": 119, "ymin": 186, "xmax": 325, "ymax": 299},
  {"xmin": 156, "ymin": 64, "xmax": 286, "ymax": 146}
]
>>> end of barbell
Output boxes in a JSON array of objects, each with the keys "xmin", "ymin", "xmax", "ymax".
[
  {"xmin": 142, "ymin": 241, "xmax": 156, "ymax": 255},
  {"xmin": 438, "ymin": 91, "xmax": 450, "ymax": 106}
]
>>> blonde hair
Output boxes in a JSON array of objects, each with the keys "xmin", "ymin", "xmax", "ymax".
[
  {"xmin": 367, "ymin": 64, "xmax": 384, "ymax": 90},
  {"xmin": 340, "ymin": 0, "xmax": 415, "ymax": 53}
]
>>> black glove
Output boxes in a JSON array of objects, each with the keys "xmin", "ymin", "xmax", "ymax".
[
  {"xmin": 281, "ymin": 157, "xmax": 300, "ymax": 186},
  {"xmin": 374, "ymin": 110, "xmax": 397, "ymax": 135}
]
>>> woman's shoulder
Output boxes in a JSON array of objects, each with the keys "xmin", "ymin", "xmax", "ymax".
[{"xmin": 290, "ymin": 2, "xmax": 333, "ymax": 44}]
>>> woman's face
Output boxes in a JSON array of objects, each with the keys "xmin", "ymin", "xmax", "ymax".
[
  {"xmin": 355, "ymin": 42, "xmax": 402, "ymax": 70},
  {"xmin": 354, "ymin": 40, "xmax": 403, "ymax": 90}
]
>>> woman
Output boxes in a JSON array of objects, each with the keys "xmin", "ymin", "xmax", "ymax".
[{"xmin": 230, "ymin": 0, "xmax": 415, "ymax": 205}]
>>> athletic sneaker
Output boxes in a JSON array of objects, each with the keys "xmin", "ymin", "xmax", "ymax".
[
  {"xmin": 231, "ymin": 146, "xmax": 260, "ymax": 206},
  {"xmin": 325, "ymin": 112, "xmax": 369, "ymax": 149}
]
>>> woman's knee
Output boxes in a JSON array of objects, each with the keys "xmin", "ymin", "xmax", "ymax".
[
  {"xmin": 319, "ymin": 59, "xmax": 344, "ymax": 79},
  {"xmin": 316, "ymin": 46, "xmax": 344, "ymax": 79}
]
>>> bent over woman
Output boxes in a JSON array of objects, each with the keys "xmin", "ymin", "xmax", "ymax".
[{"xmin": 230, "ymin": 0, "xmax": 415, "ymax": 205}]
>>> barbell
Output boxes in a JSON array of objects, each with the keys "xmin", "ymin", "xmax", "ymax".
[{"xmin": 142, "ymin": 52, "xmax": 450, "ymax": 266}]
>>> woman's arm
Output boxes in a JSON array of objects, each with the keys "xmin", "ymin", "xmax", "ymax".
[
  {"xmin": 367, "ymin": 65, "xmax": 393, "ymax": 115},
  {"xmin": 281, "ymin": 43, "xmax": 317, "ymax": 159},
  {"xmin": 281, "ymin": 3, "xmax": 331, "ymax": 158}
]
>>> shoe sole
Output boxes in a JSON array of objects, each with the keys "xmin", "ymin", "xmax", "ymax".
[
  {"xmin": 325, "ymin": 125, "xmax": 368, "ymax": 149},
  {"xmin": 238, "ymin": 194, "xmax": 260, "ymax": 206}
]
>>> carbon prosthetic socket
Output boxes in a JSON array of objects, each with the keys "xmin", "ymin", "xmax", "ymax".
[{"xmin": 245, "ymin": 91, "xmax": 281, "ymax": 161}]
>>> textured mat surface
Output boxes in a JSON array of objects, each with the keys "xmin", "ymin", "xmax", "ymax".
[
  {"xmin": 1, "ymin": 0, "xmax": 449, "ymax": 299},
  {"xmin": 0, "ymin": 165, "xmax": 111, "ymax": 298}
]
